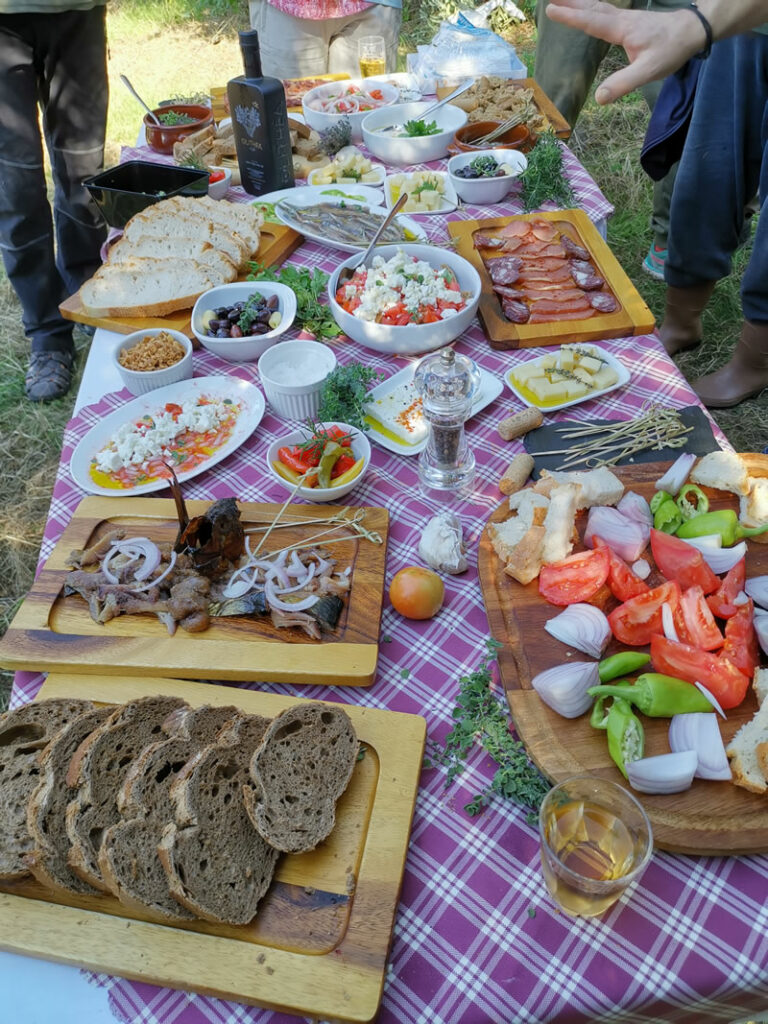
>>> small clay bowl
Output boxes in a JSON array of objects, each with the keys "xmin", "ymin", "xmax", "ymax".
[
  {"xmin": 144, "ymin": 104, "xmax": 214, "ymax": 155},
  {"xmin": 451, "ymin": 120, "xmax": 530, "ymax": 154}
]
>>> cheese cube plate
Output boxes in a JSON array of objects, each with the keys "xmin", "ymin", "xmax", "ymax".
[{"xmin": 503, "ymin": 343, "xmax": 630, "ymax": 412}]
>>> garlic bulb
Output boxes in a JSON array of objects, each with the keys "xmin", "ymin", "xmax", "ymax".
[{"xmin": 417, "ymin": 513, "xmax": 468, "ymax": 574}]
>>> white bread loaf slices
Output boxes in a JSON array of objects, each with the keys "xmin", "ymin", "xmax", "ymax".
[
  {"xmin": 122, "ymin": 199, "xmax": 250, "ymax": 269},
  {"xmin": 107, "ymin": 236, "xmax": 238, "ymax": 283},
  {"xmin": 690, "ymin": 451, "xmax": 750, "ymax": 496},
  {"xmin": 184, "ymin": 194, "xmax": 262, "ymax": 257},
  {"xmin": 80, "ymin": 258, "xmax": 223, "ymax": 318},
  {"xmin": 533, "ymin": 466, "xmax": 624, "ymax": 509}
]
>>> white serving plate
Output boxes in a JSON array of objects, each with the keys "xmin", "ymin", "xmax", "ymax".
[
  {"xmin": 275, "ymin": 196, "xmax": 426, "ymax": 253},
  {"xmin": 503, "ymin": 344, "xmax": 630, "ymax": 412},
  {"xmin": 383, "ymin": 171, "xmax": 458, "ymax": 216},
  {"xmin": 364, "ymin": 363, "xmax": 503, "ymax": 456},
  {"xmin": 307, "ymin": 161, "xmax": 386, "ymax": 189},
  {"xmin": 71, "ymin": 375, "xmax": 265, "ymax": 497}
]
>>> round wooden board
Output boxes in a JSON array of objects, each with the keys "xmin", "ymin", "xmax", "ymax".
[{"xmin": 478, "ymin": 454, "xmax": 768, "ymax": 855}]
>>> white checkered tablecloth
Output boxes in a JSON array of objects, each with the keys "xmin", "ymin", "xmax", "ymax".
[{"xmin": 9, "ymin": 145, "xmax": 768, "ymax": 1024}]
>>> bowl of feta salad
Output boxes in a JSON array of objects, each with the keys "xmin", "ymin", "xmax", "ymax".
[{"xmin": 329, "ymin": 244, "xmax": 481, "ymax": 355}]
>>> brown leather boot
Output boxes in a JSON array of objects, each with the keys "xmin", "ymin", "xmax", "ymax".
[
  {"xmin": 659, "ymin": 282, "xmax": 716, "ymax": 356},
  {"xmin": 692, "ymin": 321, "xmax": 768, "ymax": 408}
]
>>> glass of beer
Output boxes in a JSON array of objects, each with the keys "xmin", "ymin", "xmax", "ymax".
[
  {"xmin": 538, "ymin": 775, "xmax": 653, "ymax": 917},
  {"xmin": 358, "ymin": 35, "xmax": 387, "ymax": 78}
]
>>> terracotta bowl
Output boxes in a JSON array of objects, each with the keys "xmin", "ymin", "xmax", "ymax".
[
  {"xmin": 451, "ymin": 120, "xmax": 530, "ymax": 155},
  {"xmin": 144, "ymin": 104, "xmax": 214, "ymax": 155}
]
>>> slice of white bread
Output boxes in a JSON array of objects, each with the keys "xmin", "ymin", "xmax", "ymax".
[
  {"xmin": 80, "ymin": 258, "xmax": 222, "ymax": 318},
  {"xmin": 503, "ymin": 524, "xmax": 546, "ymax": 586},
  {"xmin": 726, "ymin": 697, "xmax": 768, "ymax": 793},
  {"xmin": 690, "ymin": 451, "xmax": 750, "ymax": 497},
  {"xmin": 158, "ymin": 714, "xmax": 279, "ymax": 926},
  {"xmin": 533, "ymin": 467, "xmax": 624, "ymax": 509},
  {"xmin": 187, "ymin": 195, "xmax": 263, "ymax": 257},
  {"xmin": 122, "ymin": 200, "xmax": 250, "ymax": 269},
  {"xmin": 108, "ymin": 236, "xmax": 238, "ymax": 283},
  {"xmin": 740, "ymin": 477, "xmax": 768, "ymax": 530},
  {"xmin": 541, "ymin": 483, "xmax": 581, "ymax": 565},
  {"xmin": 489, "ymin": 490, "xmax": 549, "ymax": 564},
  {"xmin": 243, "ymin": 703, "xmax": 358, "ymax": 855}
]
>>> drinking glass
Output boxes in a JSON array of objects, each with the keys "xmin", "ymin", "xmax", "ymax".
[
  {"xmin": 538, "ymin": 775, "xmax": 653, "ymax": 917},
  {"xmin": 358, "ymin": 35, "xmax": 387, "ymax": 79}
]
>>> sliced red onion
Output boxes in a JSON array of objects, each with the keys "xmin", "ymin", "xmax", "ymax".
[
  {"xmin": 287, "ymin": 550, "xmax": 308, "ymax": 578},
  {"xmin": 690, "ymin": 540, "xmax": 746, "ymax": 575},
  {"xmin": 126, "ymin": 538, "xmax": 163, "ymax": 580},
  {"xmin": 661, "ymin": 602, "xmax": 679, "ymax": 642},
  {"xmin": 102, "ymin": 538, "xmax": 162, "ymax": 584},
  {"xmin": 626, "ymin": 749, "xmax": 697, "ymax": 794},
  {"xmin": 221, "ymin": 577, "xmax": 255, "ymax": 600},
  {"xmin": 632, "ymin": 558, "xmax": 651, "ymax": 580},
  {"xmin": 101, "ymin": 546, "xmax": 122, "ymax": 585},
  {"xmin": 544, "ymin": 604, "xmax": 610, "ymax": 659},
  {"xmin": 131, "ymin": 551, "xmax": 177, "ymax": 592},
  {"xmin": 745, "ymin": 575, "xmax": 768, "ymax": 610},
  {"xmin": 678, "ymin": 533, "xmax": 722, "ymax": 551},
  {"xmin": 694, "ymin": 681, "xmax": 726, "ymax": 719},
  {"xmin": 754, "ymin": 615, "xmax": 768, "ymax": 657},
  {"xmin": 273, "ymin": 563, "xmax": 316, "ymax": 595},
  {"xmin": 617, "ymin": 491, "xmax": 652, "ymax": 527},
  {"xmin": 264, "ymin": 577, "xmax": 318, "ymax": 613},
  {"xmin": 584, "ymin": 506, "xmax": 649, "ymax": 563},
  {"xmin": 531, "ymin": 661, "xmax": 600, "ymax": 719},
  {"xmin": 668, "ymin": 713, "xmax": 732, "ymax": 780},
  {"xmin": 655, "ymin": 452, "xmax": 696, "ymax": 495}
]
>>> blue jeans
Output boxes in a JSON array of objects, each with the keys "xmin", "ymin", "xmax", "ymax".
[
  {"xmin": 665, "ymin": 33, "xmax": 768, "ymax": 323},
  {"xmin": 0, "ymin": 8, "xmax": 108, "ymax": 354}
]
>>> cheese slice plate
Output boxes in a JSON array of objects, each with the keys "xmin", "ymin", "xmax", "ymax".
[{"xmin": 504, "ymin": 343, "xmax": 630, "ymax": 412}]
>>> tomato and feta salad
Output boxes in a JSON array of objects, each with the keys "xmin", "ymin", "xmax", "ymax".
[
  {"xmin": 90, "ymin": 396, "xmax": 241, "ymax": 489},
  {"xmin": 335, "ymin": 248, "xmax": 468, "ymax": 325}
]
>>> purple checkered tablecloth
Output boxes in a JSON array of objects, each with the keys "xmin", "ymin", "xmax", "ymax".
[{"xmin": 9, "ymin": 147, "xmax": 768, "ymax": 1024}]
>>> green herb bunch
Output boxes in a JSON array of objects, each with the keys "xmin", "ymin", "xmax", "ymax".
[
  {"xmin": 247, "ymin": 263, "xmax": 342, "ymax": 340},
  {"xmin": 157, "ymin": 110, "xmax": 198, "ymax": 126},
  {"xmin": 403, "ymin": 118, "xmax": 440, "ymax": 137},
  {"xmin": 316, "ymin": 363, "xmax": 384, "ymax": 430},
  {"xmin": 425, "ymin": 639, "xmax": 550, "ymax": 820},
  {"xmin": 520, "ymin": 130, "xmax": 576, "ymax": 213}
]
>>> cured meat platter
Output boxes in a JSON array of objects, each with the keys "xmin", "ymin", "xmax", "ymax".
[
  {"xmin": 448, "ymin": 209, "xmax": 656, "ymax": 350},
  {"xmin": 0, "ymin": 674, "xmax": 425, "ymax": 1023},
  {"xmin": 477, "ymin": 455, "xmax": 768, "ymax": 854}
]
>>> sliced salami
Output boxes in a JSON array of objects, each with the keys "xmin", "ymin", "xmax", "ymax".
[
  {"xmin": 590, "ymin": 292, "xmax": 619, "ymax": 312},
  {"xmin": 561, "ymin": 235, "xmax": 591, "ymax": 260},
  {"xmin": 494, "ymin": 284, "xmax": 526, "ymax": 299},
  {"xmin": 501, "ymin": 298, "xmax": 530, "ymax": 323},
  {"xmin": 473, "ymin": 234, "xmax": 505, "ymax": 250},
  {"xmin": 487, "ymin": 257, "xmax": 522, "ymax": 285},
  {"xmin": 569, "ymin": 259, "xmax": 594, "ymax": 275},
  {"xmin": 571, "ymin": 269, "xmax": 605, "ymax": 290}
]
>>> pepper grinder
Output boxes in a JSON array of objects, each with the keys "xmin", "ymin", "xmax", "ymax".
[{"xmin": 414, "ymin": 347, "xmax": 481, "ymax": 501}]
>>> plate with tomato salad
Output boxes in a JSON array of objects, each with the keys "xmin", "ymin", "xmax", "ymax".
[
  {"xmin": 71, "ymin": 376, "xmax": 265, "ymax": 497},
  {"xmin": 477, "ymin": 455, "xmax": 768, "ymax": 854}
]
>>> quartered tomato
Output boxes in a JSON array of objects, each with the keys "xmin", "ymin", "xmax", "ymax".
[
  {"xmin": 720, "ymin": 598, "xmax": 760, "ymax": 677},
  {"xmin": 607, "ymin": 580, "xmax": 681, "ymax": 646},
  {"xmin": 706, "ymin": 559, "xmax": 746, "ymax": 619},
  {"xmin": 593, "ymin": 536, "xmax": 649, "ymax": 602},
  {"xmin": 650, "ymin": 529, "xmax": 720, "ymax": 594},
  {"xmin": 677, "ymin": 585, "xmax": 724, "ymax": 650},
  {"xmin": 538, "ymin": 547, "xmax": 610, "ymax": 606},
  {"xmin": 650, "ymin": 635, "xmax": 750, "ymax": 710}
]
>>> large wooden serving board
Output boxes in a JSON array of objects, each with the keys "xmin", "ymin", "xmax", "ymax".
[
  {"xmin": 0, "ymin": 496, "xmax": 388, "ymax": 686},
  {"xmin": 478, "ymin": 455, "xmax": 768, "ymax": 855},
  {"xmin": 448, "ymin": 209, "xmax": 656, "ymax": 350},
  {"xmin": 0, "ymin": 674, "xmax": 425, "ymax": 1023},
  {"xmin": 59, "ymin": 220, "xmax": 303, "ymax": 336}
]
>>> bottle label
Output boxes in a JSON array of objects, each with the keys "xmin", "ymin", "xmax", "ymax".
[{"xmin": 233, "ymin": 104, "xmax": 262, "ymax": 138}]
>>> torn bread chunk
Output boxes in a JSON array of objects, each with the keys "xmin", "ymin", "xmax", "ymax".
[
  {"xmin": 503, "ymin": 524, "xmax": 546, "ymax": 586},
  {"xmin": 690, "ymin": 451, "xmax": 750, "ymax": 496},
  {"xmin": 541, "ymin": 483, "xmax": 581, "ymax": 565},
  {"xmin": 533, "ymin": 466, "xmax": 624, "ymax": 509},
  {"xmin": 740, "ymin": 477, "xmax": 768, "ymax": 531},
  {"xmin": 726, "ymin": 699, "xmax": 768, "ymax": 793},
  {"xmin": 489, "ymin": 490, "xmax": 550, "ymax": 563}
]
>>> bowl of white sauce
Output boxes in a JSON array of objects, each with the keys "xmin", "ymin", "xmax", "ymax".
[{"xmin": 257, "ymin": 339, "xmax": 338, "ymax": 421}]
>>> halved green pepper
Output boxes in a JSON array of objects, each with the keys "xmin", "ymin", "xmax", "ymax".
[
  {"xmin": 598, "ymin": 651, "xmax": 651, "ymax": 683},
  {"xmin": 676, "ymin": 509, "xmax": 768, "ymax": 546},
  {"xmin": 675, "ymin": 483, "xmax": 709, "ymax": 520},
  {"xmin": 587, "ymin": 673, "xmax": 714, "ymax": 717},
  {"xmin": 316, "ymin": 441, "xmax": 342, "ymax": 488},
  {"xmin": 650, "ymin": 490, "xmax": 673, "ymax": 513},
  {"xmin": 605, "ymin": 697, "xmax": 644, "ymax": 778},
  {"xmin": 653, "ymin": 499, "xmax": 683, "ymax": 534}
]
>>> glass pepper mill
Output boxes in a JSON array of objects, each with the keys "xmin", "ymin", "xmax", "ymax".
[{"xmin": 414, "ymin": 347, "xmax": 481, "ymax": 501}]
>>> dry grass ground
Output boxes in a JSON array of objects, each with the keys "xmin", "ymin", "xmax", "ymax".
[{"xmin": 0, "ymin": 12, "xmax": 764, "ymax": 710}]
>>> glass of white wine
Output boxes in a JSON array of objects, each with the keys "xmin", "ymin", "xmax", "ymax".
[
  {"xmin": 538, "ymin": 775, "xmax": 653, "ymax": 917},
  {"xmin": 358, "ymin": 35, "xmax": 387, "ymax": 79}
]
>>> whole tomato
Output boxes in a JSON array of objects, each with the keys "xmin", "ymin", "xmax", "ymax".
[{"xmin": 389, "ymin": 566, "xmax": 444, "ymax": 620}]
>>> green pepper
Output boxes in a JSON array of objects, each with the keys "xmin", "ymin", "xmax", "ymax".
[
  {"xmin": 650, "ymin": 490, "xmax": 674, "ymax": 514},
  {"xmin": 653, "ymin": 498, "xmax": 683, "ymax": 534},
  {"xmin": 590, "ymin": 694, "xmax": 611, "ymax": 729},
  {"xmin": 605, "ymin": 697, "xmax": 644, "ymax": 778},
  {"xmin": 675, "ymin": 483, "xmax": 709, "ymax": 520},
  {"xmin": 676, "ymin": 509, "xmax": 768, "ymax": 546},
  {"xmin": 588, "ymin": 673, "xmax": 714, "ymax": 717},
  {"xmin": 316, "ymin": 441, "xmax": 342, "ymax": 488},
  {"xmin": 598, "ymin": 651, "xmax": 651, "ymax": 683}
]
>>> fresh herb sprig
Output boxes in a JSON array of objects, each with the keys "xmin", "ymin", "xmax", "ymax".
[
  {"xmin": 237, "ymin": 290, "xmax": 265, "ymax": 333},
  {"xmin": 247, "ymin": 263, "xmax": 342, "ymax": 339},
  {"xmin": 403, "ymin": 118, "xmax": 440, "ymax": 137},
  {"xmin": 316, "ymin": 363, "xmax": 384, "ymax": 431},
  {"xmin": 425, "ymin": 639, "xmax": 549, "ymax": 821},
  {"xmin": 520, "ymin": 131, "xmax": 576, "ymax": 213}
]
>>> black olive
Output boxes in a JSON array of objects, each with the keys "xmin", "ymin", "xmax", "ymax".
[
  {"xmin": 214, "ymin": 306, "xmax": 228, "ymax": 317},
  {"xmin": 266, "ymin": 294, "xmax": 278, "ymax": 309},
  {"xmin": 255, "ymin": 323, "xmax": 270, "ymax": 334},
  {"xmin": 216, "ymin": 328, "xmax": 230, "ymax": 338}
]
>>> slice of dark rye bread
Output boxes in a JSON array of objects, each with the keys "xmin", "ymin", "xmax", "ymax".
[
  {"xmin": 65, "ymin": 695, "xmax": 188, "ymax": 892},
  {"xmin": 26, "ymin": 705, "xmax": 114, "ymax": 895},
  {"xmin": 243, "ymin": 703, "xmax": 358, "ymax": 855},
  {"xmin": 0, "ymin": 698, "xmax": 96, "ymax": 882},
  {"xmin": 98, "ymin": 704, "xmax": 239, "ymax": 920},
  {"xmin": 158, "ymin": 713, "xmax": 279, "ymax": 926}
]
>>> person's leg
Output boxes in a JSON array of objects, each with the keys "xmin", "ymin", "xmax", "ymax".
[
  {"xmin": 249, "ymin": 1, "xmax": 331, "ymax": 78},
  {"xmin": 327, "ymin": 5, "xmax": 401, "ymax": 77}
]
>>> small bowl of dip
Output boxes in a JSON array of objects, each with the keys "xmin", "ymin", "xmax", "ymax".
[{"xmin": 258, "ymin": 339, "xmax": 338, "ymax": 421}]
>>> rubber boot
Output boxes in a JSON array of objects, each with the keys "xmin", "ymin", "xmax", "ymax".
[
  {"xmin": 659, "ymin": 282, "xmax": 716, "ymax": 356},
  {"xmin": 692, "ymin": 321, "xmax": 768, "ymax": 408}
]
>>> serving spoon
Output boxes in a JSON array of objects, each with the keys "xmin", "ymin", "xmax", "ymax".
[
  {"xmin": 119, "ymin": 74, "xmax": 161, "ymax": 126},
  {"xmin": 375, "ymin": 79, "xmax": 476, "ymax": 135},
  {"xmin": 337, "ymin": 192, "xmax": 408, "ymax": 287}
]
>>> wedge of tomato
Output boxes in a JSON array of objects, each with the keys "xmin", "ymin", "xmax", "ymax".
[
  {"xmin": 677, "ymin": 585, "xmax": 724, "ymax": 650},
  {"xmin": 650, "ymin": 529, "xmax": 720, "ymax": 594},
  {"xmin": 593, "ymin": 536, "xmax": 649, "ymax": 602},
  {"xmin": 607, "ymin": 580, "xmax": 681, "ymax": 646},
  {"xmin": 720, "ymin": 598, "xmax": 760, "ymax": 677},
  {"xmin": 538, "ymin": 547, "xmax": 610, "ymax": 606},
  {"xmin": 650, "ymin": 635, "xmax": 750, "ymax": 710},
  {"xmin": 706, "ymin": 558, "xmax": 746, "ymax": 619}
]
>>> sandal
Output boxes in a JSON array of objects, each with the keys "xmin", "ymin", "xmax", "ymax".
[{"xmin": 25, "ymin": 350, "xmax": 74, "ymax": 402}]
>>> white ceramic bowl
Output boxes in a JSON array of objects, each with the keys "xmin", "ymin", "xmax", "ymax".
[
  {"xmin": 266, "ymin": 421, "xmax": 371, "ymax": 502},
  {"xmin": 302, "ymin": 78, "xmax": 400, "ymax": 142},
  {"xmin": 361, "ymin": 100, "xmax": 468, "ymax": 166},
  {"xmin": 447, "ymin": 149, "xmax": 528, "ymax": 204},
  {"xmin": 328, "ymin": 243, "xmax": 481, "ymax": 356},
  {"xmin": 191, "ymin": 282, "xmax": 297, "ymax": 362},
  {"xmin": 207, "ymin": 166, "xmax": 232, "ymax": 200},
  {"xmin": 113, "ymin": 328, "xmax": 193, "ymax": 396},
  {"xmin": 258, "ymin": 339, "xmax": 338, "ymax": 421}
]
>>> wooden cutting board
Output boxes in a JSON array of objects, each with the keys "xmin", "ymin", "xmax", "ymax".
[
  {"xmin": 444, "ymin": 78, "xmax": 571, "ymax": 142},
  {"xmin": 477, "ymin": 455, "xmax": 768, "ymax": 855},
  {"xmin": 58, "ymin": 221, "xmax": 303, "ymax": 336},
  {"xmin": 448, "ymin": 209, "xmax": 656, "ymax": 350},
  {"xmin": 0, "ymin": 496, "xmax": 388, "ymax": 686},
  {"xmin": 0, "ymin": 674, "xmax": 425, "ymax": 1023}
]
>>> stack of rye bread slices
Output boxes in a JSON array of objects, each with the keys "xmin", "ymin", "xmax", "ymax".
[
  {"xmin": 79, "ymin": 195, "xmax": 264, "ymax": 318},
  {"xmin": 0, "ymin": 695, "xmax": 358, "ymax": 926}
]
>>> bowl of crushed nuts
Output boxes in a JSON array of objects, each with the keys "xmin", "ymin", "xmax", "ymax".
[{"xmin": 113, "ymin": 328, "xmax": 194, "ymax": 395}]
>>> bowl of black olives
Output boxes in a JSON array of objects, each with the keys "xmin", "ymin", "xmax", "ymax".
[
  {"xmin": 191, "ymin": 282, "xmax": 297, "ymax": 361},
  {"xmin": 447, "ymin": 149, "xmax": 527, "ymax": 205}
]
